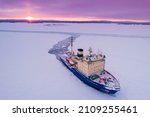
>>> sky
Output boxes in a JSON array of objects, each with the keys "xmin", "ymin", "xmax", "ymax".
[{"xmin": 0, "ymin": 0, "xmax": 150, "ymax": 21}]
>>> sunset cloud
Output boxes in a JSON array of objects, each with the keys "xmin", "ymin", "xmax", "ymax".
[{"xmin": 0, "ymin": 0, "xmax": 149, "ymax": 21}]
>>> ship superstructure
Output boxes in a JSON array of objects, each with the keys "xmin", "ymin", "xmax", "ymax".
[{"xmin": 71, "ymin": 48, "xmax": 105, "ymax": 77}]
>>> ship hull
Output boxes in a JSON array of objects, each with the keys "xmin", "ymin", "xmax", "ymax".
[{"xmin": 58, "ymin": 55, "xmax": 119, "ymax": 94}]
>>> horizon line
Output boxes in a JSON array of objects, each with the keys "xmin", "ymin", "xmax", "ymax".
[{"xmin": 0, "ymin": 18, "xmax": 150, "ymax": 23}]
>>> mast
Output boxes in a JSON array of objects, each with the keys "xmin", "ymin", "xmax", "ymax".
[
  {"xmin": 71, "ymin": 36, "xmax": 74, "ymax": 54},
  {"xmin": 88, "ymin": 47, "xmax": 93, "ymax": 56}
]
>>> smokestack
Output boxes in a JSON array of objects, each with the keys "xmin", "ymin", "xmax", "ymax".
[{"xmin": 77, "ymin": 48, "xmax": 84, "ymax": 57}]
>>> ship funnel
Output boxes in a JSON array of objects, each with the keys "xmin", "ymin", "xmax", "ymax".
[{"xmin": 77, "ymin": 48, "xmax": 84, "ymax": 57}]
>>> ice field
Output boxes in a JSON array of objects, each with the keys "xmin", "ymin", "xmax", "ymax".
[{"xmin": 0, "ymin": 23, "xmax": 150, "ymax": 99}]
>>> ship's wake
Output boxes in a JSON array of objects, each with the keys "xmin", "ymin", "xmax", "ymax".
[{"xmin": 48, "ymin": 34, "xmax": 80, "ymax": 55}]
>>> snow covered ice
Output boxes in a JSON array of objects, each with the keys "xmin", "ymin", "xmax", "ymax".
[{"xmin": 0, "ymin": 23, "xmax": 150, "ymax": 99}]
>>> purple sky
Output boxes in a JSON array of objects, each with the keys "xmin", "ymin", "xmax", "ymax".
[{"xmin": 0, "ymin": 0, "xmax": 150, "ymax": 21}]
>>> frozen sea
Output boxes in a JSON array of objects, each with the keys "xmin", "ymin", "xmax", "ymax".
[{"xmin": 0, "ymin": 23, "xmax": 150, "ymax": 100}]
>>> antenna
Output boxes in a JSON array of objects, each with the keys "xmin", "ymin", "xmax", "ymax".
[{"xmin": 88, "ymin": 47, "xmax": 93, "ymax": 56}]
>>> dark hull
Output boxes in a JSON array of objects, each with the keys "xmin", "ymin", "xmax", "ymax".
[{"xmin": 58, "ymin": 56, "xmax": 119, "ymax": 94}]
